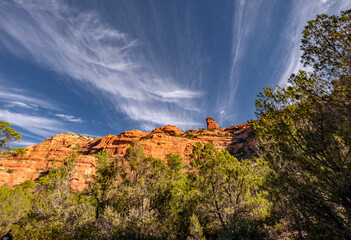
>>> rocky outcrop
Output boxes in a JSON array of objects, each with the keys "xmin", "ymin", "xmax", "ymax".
[
  {"xmin": 151, "ymin": 125, "xmax": 183, "ymax": 136},
  {"xmin": 120, "ymin": 130, "xmax": 148, "ymax": 138},
  {"xmin": 0, "ymin": 133, "xmax": 95, "ymax": 191},
  {"xmin": 0, "ymin": 121, "xmax": 256, "ymax": 191},
  {"xmin": 206, "ymin": 118, "xmax": 219, "ymax": 129},
  {"xmin": 24, "ymin": 133, "xmax": 93, "ymax": 160}
]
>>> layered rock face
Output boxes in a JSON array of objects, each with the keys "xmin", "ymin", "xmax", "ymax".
[
  {"xmin": 0, "ymin": 119, "xmax": 256, "ymax": 191},
  {"xmin": 0, "ymin": 133, "xmax": 96, "ymax": 191}
]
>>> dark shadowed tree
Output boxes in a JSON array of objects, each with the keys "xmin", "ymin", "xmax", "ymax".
[
  {"xmin": 86, "ymin": 150, "xmax": 121, "ymax": 220},
  {"xmin": 301, "ymin": 9, "xmax": 351, "ymax": 80},
  {"xmin": 255, "ymin": 9, "xmax": 351, "ymax": 239}
]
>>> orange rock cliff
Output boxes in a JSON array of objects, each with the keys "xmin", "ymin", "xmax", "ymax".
[{"xmin": 0, "ymin": 118, "xmax": 256, "ymax": 191}]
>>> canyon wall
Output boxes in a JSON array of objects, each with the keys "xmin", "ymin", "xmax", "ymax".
[{"xmin": 0, "ymin": 119, "xmax": 256, "ymax": 191}]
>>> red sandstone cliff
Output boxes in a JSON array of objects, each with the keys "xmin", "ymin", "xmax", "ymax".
[{"xmin": 0, "ymin": 119, "xmax": 256, "ymax": 191}]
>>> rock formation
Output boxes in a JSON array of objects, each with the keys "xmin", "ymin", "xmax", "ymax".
[
  {"xmin": 206, "ymin": 118, "xmax": 219, "ymax": 129},
  {"xmin": 151, "ymin": 125, "xmax": 183, "ymax": 136},
  {"xmin": 0, "ymin": 120, "xmax": 256, "ymax": 191},
  {"xmin": 0, "ymin": 133, "xmax": 96, "ymax": 191}
]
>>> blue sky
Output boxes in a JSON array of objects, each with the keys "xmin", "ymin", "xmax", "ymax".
[{"xmin": 0, "ymin": 0, "xmax": 350, "ymax": 146}]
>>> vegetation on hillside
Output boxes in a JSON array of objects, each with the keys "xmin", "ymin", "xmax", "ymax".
[{"xmin": 0, "ymin": 144, "xmax": 269, "ymax": 239}]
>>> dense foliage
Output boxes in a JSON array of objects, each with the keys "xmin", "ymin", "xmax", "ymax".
[
  {"xmin": 255, "ymin": 8, "xmax": 351, "ymax": 240},
  {"xmin": 301, "ymin": 9, "xmax": 351, "ymax": 79},
  {"xmin": 0, "ymin": 144, "xmax": 269, "ymax": 239}
]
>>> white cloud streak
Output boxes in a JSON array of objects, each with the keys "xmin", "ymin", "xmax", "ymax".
[
  {"xmin": 229, "ymin": 0, "xmax": 247, "ymax": 99},
  {"xmin": 120, "ymin": 101, "xmax": 201, "ymax": 131},
  {"xmin": 0, "ymin": 0, "xmax": 203, "ymax": 130},
  {"xmin": 0, "ymin": 78, "xmax": 87, "ymax": 139},
  {"xmin": 0, "ymin": 110, "xmax": 66, "ymax": 137},
  {"xmin": 0, "ymin": 84, "xmax": 58, "ymax": 110},
  {"xmin": 217, "ymin": 0, "xmax": 274, "ymax": 124},
  {"xmin": 12, "ymin": 140, "xmax": 38, "ymax": 147},
  {"xmin": 54, "ymin": 113, "xmax": 85, "ymax": 123},
  {"xmin": 229, "ymin": 1, "xmax": 275, "ymax": 99},
  {"xmin": 3, "ymin": 101, "xmax": 36, "ymax": 109}
]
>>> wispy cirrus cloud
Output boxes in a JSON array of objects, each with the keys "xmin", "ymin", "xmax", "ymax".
[
  {"xmin": 0, "ymin": 79, "xmax": 87, "ymax": 139},
  {"xmin": 0, "ymin": 110, "xmax": 66, "ymax": 137},
  {"xmin": 216, "ymin": 0, "xmax": 277, "ymax": 124},
  {"xmin": 0, "ymin": 84, "xmax": 58, "ymax": 110},
  {"xmin": 2, "ymin": 101, "xmax": 37, "ymax": 109},
  {"xmin": 0, "ymin": 0, "xmax": 204, "ymax": 130},
  {"xmin": 12, "ymin": 140, "xmax": 39, "ymax": 147},
  {"xmin": 229, "ymin": 0, "xmax": 251, "ymax": 101},
  {"xmin": 228, "ymin": 0, "xmax": 277, "ymax": 101},
  {"xmin": 54, "ymin": 114, "xmax": 85, "ymax": 123}
]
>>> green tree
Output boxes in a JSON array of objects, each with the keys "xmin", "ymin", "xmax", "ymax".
[
  {"xmin": 301, "ymin": 9, "xmax": 351, "ymax": 79},
  {"xmin": 190, "ymin": 143, "xmax": 270, "ymax": 239},
  {"xmin": 150, "ymin": 153, "xmax": 193, "ymax": 239},
  {"xmin": 0, "ymin": 121, "xmax": 22, "ymax": 151},
  {"xmin": 86, "ymin": 150, "xmax": 121, "ymax": 220},
  {"xmin": 255, "ymin": 9, "xmax": 351, "ymax": 239},
  {"xmin": 112, "ymin": 143, "xmax": 159, "ymax": 239},
  {"xmin": 114, "ymin": 144, "xmax": 194, "ymax": 239},
  {"xmin": 0, "ymin": 185, "xmax": 33, "ymax": 235},
  {"xmin": 187, "ymin": 213, "xmax": 205, "ymax": 240},
  {"xmin": 255, "ymin": 73, "xmax": 351, "ymax": 240},
  {"xmin": 17, "ymin": 154, "xmax": 94, "ymax": 239}
]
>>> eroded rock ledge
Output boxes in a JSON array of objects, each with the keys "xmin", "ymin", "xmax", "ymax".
[{"xmin": 0, "ymin": 119, "xmax": 256, "ymax": 191}]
